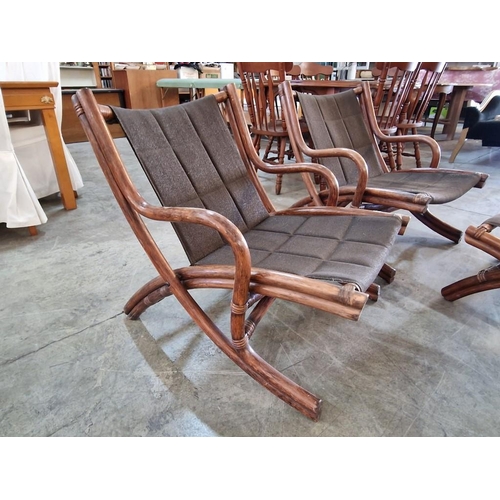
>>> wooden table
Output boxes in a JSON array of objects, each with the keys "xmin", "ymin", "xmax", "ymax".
[
  {"xmin": 1, "ymin": 81, "xmax": 77, "ymax": 210},
  {"xmin": 436, "ymin": 82, "xmax": 493, "ymax": 140},
  {"xmin": 156, "ymin": 78, "xmax": 243, "ymax": 103}
]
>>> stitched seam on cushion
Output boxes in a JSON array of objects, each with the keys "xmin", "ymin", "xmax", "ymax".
[
  {"xmin": 252, "ymin": 220, "xmax": 388, "ymax": 270},
  {"xmin": 185, "ymin": 96, "xmax": 267, "ymax": 231}
]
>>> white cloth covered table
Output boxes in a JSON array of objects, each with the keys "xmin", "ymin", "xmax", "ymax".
[{"xmin": 0, "ymin": 62, "xmax": 84, "ymax": 229}]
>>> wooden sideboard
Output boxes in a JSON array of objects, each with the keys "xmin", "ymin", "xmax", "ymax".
[
  {"xmin": 113, "ymin": 69, "xmax": 179, "ymax": 109},
  {"xmin": 61, "ymin": 88, "xmax": 126, "ymax": 143}
]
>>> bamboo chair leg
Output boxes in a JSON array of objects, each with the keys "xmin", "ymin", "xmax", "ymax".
[
  {"xmin": 411, "ymin": 210, "xmax": 463, "ymax": 243},
  {"xmin": 441, "ymin": 265, "xmax": 500, "ymax": 301},
  {"xmin": 245, "ymin": 296, "xmax": 276, "ymax": 338},
  {"xmin": 124, "ymin": 276, "xmax": 172, "ymax": 319},
  {"xmin": 411, "ymin": 127, "xmax": 422, "ymax": 168},
  {"xmin": 232, "ymin": 344, "xmax": 322, "ymax": 420},
  {"xmin": 28, "ymin": 226, "xmax": 38, "ymax": 236},
  {"xmin": 379, "ymin": 262, "xmax": 396, "ymax": 283},
  {"xmin": 252, "ymin": 134, "xmax": 261, "ymax": 154},
  {"xmin": 127, "ymin": 277, "xmax": 322, "ymax": 420},
  {"xmin": 367, "ymin": 283, "xmax": 380, "ymax": 301},
  {"xmin": 396, "ymin": 137, "xmax": 404, "ymax": 169}
]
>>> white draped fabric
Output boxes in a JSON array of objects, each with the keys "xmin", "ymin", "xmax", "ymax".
[
  {"xmin": 0, "ymin": 90, "xmax": 47, "ymax": 227},
  {"xmin": 0, "ymin": 62, "xmax": 84, "ymax": 228}
]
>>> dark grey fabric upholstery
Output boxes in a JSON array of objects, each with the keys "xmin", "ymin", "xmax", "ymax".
[
  {"xmin": 112, "ymin": 98, "xmax": 269, "ymax": 263},
  {"xmin": 297, "ymin": 90, "xmax": 483, "ymax": 204},
  {"xmin": 484, "ymin": 214, "xmax": 500, "ymax": 228},
  {"xmin": 198, "ymin": 213, "xmax": 399, "ymax": 291},
  {"xmin": 297, "ymin": 91, "xmax": 386, "ymax": 184},
  {"xmin": 464, "ymin": 96, "xmax": 500, "ymax": 147},
  {"xmin": 112, "ymin": 95, "xmax": 401, "ymax": 292},
  {"xmin": 366, "ymin": 171, "xmax": 481, "ymax": 204}
]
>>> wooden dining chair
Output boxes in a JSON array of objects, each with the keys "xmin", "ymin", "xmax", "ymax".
[
  {"xmin": 395, "ymin": 62, "xmax": 447, "ymax": 167},
  {"xmin": 297, "ymin": 62, "xmax": 334, "ymax": 80},
  {"xmin": 287, "ymin": 64, "xmax": 301, "ymax": 79},
  {"xmin": 278, "ymin": 79, "xmax": 489, "ymax": 244},
  {"xmin": 71, "ymin": 83, "xmax": 407, "ymax": 421},
  {"xmin": 441, "ymin": 213, "xmax": 500, "ymax": 301},
  {"xmin": 371, "ymin": 62, "xmax": 422, "ymax": 170},
  {"xmin": 236, "ymin": 62, "xmax": 307, "ymax": 195}
]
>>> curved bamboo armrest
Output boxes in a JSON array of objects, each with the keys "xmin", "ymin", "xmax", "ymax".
[
  {"xmin": 359, "ymin": 82, "xmax": 442, "ymax": 168},
  {"xmin": 276, "ymin": 205, "xmax": 410, "ymax": 235},
  {"xmin": 129, "ymin": 197, "xmax": 254, "ymax": 320},
  {"xmin": 295, "ymin": 145, "xmax": 370, "ymax": 209},
  {"xmin": 277, "ymin": 81, "xmax": 368, "ymax": 208},
  {"xmin": 256, "ymin": 159, "xmax": 340, "ymax": 206}
]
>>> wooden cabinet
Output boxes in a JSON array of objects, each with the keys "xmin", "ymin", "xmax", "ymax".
[
  {"xmin": 93, "ymin": 62, "xmax": 115, "ymax": 88},
  {"xmin": 61, "ymin": 89, "xmax": 125, "ymax": 143},
  {"xmin": 113, "ymin": 69, "xmax": 179, "ymax": 108}
]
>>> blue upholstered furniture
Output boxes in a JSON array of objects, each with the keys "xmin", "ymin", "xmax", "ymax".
[{"xmin": 449, "ymin": 90, "xmax": 500, "ymax": 162}]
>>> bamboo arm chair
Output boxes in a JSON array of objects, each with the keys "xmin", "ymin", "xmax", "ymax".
[
  {"xmin": 72, "ymin": 84, "xmax": 406, "ymax": 421},
  {"xmin": 279, "ymin": 80, "xmax": 488, "ymax": 244},
  {"xmin": 441, "ymin": 214, "xmax": 500, "ymax": 301}
]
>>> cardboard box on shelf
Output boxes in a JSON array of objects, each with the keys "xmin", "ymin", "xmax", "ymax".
[
  {"xmin": 200, "ymin": 65, "xmax": 221, "ymax": 79},
  {"xmin": 177, "ymin": 66, "xmax": 199, "ymax": 79}
]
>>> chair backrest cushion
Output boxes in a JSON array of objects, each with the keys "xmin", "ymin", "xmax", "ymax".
[
  {"xmin": 297, "ymin": 90, "xmax": 386, "ymax": 185},
  {"xmin": 111, "ymin": 95, "xmax": 269, "ymax": 263}
]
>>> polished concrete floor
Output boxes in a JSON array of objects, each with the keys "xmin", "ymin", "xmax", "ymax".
[{"xmin": 1, "ymin": 125, "xmax": 499, "ymax": 437}]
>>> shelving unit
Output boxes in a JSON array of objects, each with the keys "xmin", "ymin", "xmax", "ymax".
[
  {"xmin": 93, "ymin": 62, "xmax": 115, "ymax": 88},
  {"xmin": 60, "ymin": 64, "xmax": 97, "ymax": 88}
]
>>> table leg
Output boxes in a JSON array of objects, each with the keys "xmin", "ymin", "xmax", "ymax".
[
  {"xmin": 442, "ymin": 86, "xmax": 470, "ymax": 141},
  {"xmin": 430, "ymin": 92, "xmax": 448, "ymax": 138},
  {"xmin": 41, "ymin": 108, "xmax": 77, "ymax": 210}
]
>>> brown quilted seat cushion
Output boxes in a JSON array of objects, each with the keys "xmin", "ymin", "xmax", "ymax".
[
  {"xmin": 366, "ymin": 170, "xmax": 482, "ymax": 204},
  {"xmin": 197, "ymin": 213, "xmax": 400, "ymax": 292}
]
